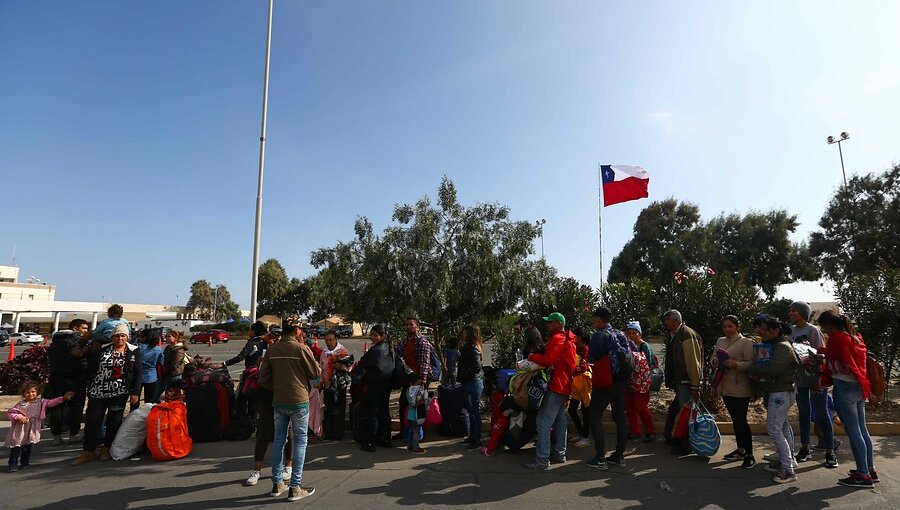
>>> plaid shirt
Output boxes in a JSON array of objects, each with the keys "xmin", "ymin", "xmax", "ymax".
[{"xmin": 396, "ymin": 334, "xmax": 433, "ymax": 382}]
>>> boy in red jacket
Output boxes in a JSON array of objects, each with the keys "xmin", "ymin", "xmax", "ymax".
[{"xmin": 523, "ymin": 312, "xmax": 577, "ymax": 470}]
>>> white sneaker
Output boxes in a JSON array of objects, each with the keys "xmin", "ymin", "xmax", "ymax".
[
  {"xmin": 574, "ymin": 438, "xmax": 592, "ymax": 449},
  {"xmin": 282, "ymin": 469, "xmax": 291, "ymax": 482},
  {"xmin": 244, "ymin": 470, "xmax": 261, "ymax": 486}
]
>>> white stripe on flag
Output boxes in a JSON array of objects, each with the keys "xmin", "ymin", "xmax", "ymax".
[{"xmin": 609, "ymin": 165, "xmax": 649, "ymax": 182}]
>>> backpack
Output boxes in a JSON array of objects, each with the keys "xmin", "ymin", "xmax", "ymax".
[
  {"xmin": 629, "ymin": 348, "xmax": 651, "ymax": 394},
  {"xmin": 428, "ymin": 341, "xmax": 443, "ymax": 382},
  {"xmin": 526, "ymin": 370, "xmax": 549, "ymax": 410},
  {"xmin": 867, "ymin": 351, "xmax": 886, "ymax": 404},
  {"xmin": 608, "ymin": 330, "xmax": 634, "ymax": 382},
  {"xmin": 146, "ymin": 401, "xmax": 192, "ymax": 461}
]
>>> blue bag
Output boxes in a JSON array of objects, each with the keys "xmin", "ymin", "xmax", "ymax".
[{"xmin": 688, "ymin": 401, "xmax": 721, "ymax": 457}]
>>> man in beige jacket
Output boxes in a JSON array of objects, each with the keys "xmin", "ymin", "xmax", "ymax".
[{"xmin": 661, "ymin": 310, "xmax": 703, "ymax": 452}]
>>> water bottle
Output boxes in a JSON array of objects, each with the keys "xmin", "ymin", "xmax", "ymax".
[{"xmin": 515, "ymin": 349, "xmax": 524, "ymax": 362}]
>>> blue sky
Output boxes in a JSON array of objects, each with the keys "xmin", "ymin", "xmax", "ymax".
[{"xmin": 2, "ymin": 1, "xmax": 898, "ymax": 307}]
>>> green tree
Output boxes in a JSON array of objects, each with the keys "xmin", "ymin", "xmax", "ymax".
[
  {"xmin": 599, "ymin": 277, "xmax": 660, "ymax": 335},
  {"xmin": 809, "ymin": 164, "xmax": 900, "ymax": 281},
  {"xmin": 186, "ymin": 280, "xmax": 240, "ymax": 321},
  {"xmin": 521, "ymin": 265, "xmax": 598, "ymax": 332},
  {"xmin": 311, "ymin": 176, "xmax": 538, "ymax": 346},
  {"xmin": 257, "ymin": 258, "xmax": 291, "ymax": 316},
  {"xmin": 836, "ymin": 269, "xmax": 900, "ymax": 379}
]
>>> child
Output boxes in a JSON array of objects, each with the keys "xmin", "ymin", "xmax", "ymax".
[
  {"xmin": 406, "ymin": 385, "xmax": 427, "ymax": 455},
  {"xmin": 6, "ymin": 381, "xmax": 73, "ymax": 472}
]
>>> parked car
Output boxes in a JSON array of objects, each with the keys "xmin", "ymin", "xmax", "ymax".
[
  {"xmin": 333, "ymin": 325, "xmax": 353, "ymax": 338},
  {"xmin": 189, "ymin": 329, "xmax": 229, "ymax": 344},
  {"xmin": 9, "ymin": 332, "xmax": 44, "ymax": 345},
  {"xmin": 0, "ymin": 330, "xmax": 9, "ymax": 347}
]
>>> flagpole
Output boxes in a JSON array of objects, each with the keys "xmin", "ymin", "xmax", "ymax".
[{"xmin": 598, "ymin": 163, "xmax": 604, "ymax": 290}]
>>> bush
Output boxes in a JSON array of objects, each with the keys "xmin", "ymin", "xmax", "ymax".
[
  {"xmin": 600, "ymin": 278, "xmax": 661, "ymax": 335},
  {"xmin": 0, "ymin": 346, "xmax": 50, "ymax": 395},
  {"xmin": 837, "ymin": 268, "xmax": 900, "ymax": 379}
]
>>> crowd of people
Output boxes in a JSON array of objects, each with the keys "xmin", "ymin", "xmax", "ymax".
[{"xmin": 2, "ymin": 300, "xmax": 883, "ymax": 500}]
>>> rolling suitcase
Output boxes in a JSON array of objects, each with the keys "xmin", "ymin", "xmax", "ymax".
[
  {"xmin": 185, "ymin": 384, "xmax": 228, "ymax": 442},
  {"xmin": 437, "ymin": 383, "xmax": 469, "ymax": 437}
]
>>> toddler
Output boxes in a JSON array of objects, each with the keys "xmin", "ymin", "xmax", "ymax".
[{"xmin": 6, "ymin": 381, "xmax": 73, "ymax": 472}]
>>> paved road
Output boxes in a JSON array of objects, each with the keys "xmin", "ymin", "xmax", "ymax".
[{"xmin": 4, "ymin": 425, "xmax": 897, "ymax": 509}]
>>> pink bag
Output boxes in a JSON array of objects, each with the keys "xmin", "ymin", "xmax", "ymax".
[
  {"xmin": 308, "ymin": 387, "xmax": 324, "ymax": 437},
  {"xmin": 425, "ymin": 397, "xmax": 442, "ymax": 427}
]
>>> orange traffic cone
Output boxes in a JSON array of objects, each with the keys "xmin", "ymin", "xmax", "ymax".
[
  {"xmin": 7, "ymin": 341, "xmax": 15, "ymax": 361},
  {"xmin": 363, "ymin": 342, "xmax": 368, "ymax": 353}
]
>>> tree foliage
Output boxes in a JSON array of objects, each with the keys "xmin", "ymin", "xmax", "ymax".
[
  {"xmin": 836, "ymin": 268, "xmax": 900, "ymax": 379},
  {"xmin": 257, "ymin": 258, "xmax": 312, "ymax": 318},
  {"xmin": 186, "ymin": 279, "xmax": 240, "ymax": 321},
  {"xmin": 311, "ymin": 177, "xmax": 538, "ymax": 345},
  {"xmin": 520, "ymin": 265, "xmax": 598, "ymax": 332},
  {"xmin": 599, "ymin": 277, "xmax": 660, "ymax": 335},
  {"xmin": 810, "ymin": 164, "xmax": 900, "ymax": 281}
]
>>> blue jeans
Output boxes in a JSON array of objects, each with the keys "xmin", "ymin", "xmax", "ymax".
[
  {"xmin": 797, "ymin": 387, "xmax": 835, "ymax": 449},
  {"xmin": 534, "ymin": 391, "xmax": 569, "ymax": 465},
  {"xmin": 462, "ymin": 379, "xmax": 484, "ymax": 444},
  {"xmin": 833, "ymin": 379, "xmax": 874, "ymax": 475},
  {"xmin": 272, "ymin": 405, "xmax": 310, "ymax": 487}
]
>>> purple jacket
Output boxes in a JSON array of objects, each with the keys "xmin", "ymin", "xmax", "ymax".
[{"xmin": 7, "ymin": 396, "xmax": 67, "ymax": 423}]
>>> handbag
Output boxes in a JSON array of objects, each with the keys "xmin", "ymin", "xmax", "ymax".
[
  {"xmin": 649, "ymin": 367, "xmax": 664, "ymax": 392},
  {"xmin": 672, "ymin": 403, "xmax": 693, "ymax": 440},
  {"xmin": 688, "ymin": 400, "xmax": 721, "ymax": 457}
]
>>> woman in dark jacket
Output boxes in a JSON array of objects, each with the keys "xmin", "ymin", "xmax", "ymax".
[
  {"xmin": 72, "ymin": 323, "xmax": 142, "ymax": 465},
  {"xmin": 457, "ymin": 324, "xmax": 485, "ymax": 450},
  {"xmin": 162, "ymin": 330, "xmax": 190, "ymax": 392},
  {"xmin": 358, "ymin": 324, "xmax": 395, "ymax": 452}
]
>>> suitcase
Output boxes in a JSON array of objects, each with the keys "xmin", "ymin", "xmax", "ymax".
[
  {"xmin": 437, "ymin": 383, "xmax": 469, "ymax": 437},
  {"xmin": 323, "ymin": 388, "xmax": 347, "ymax": 440},
  {"xmin": 186, "ymin": 384, "xmax": 229, "ymax": 442},
  {"xmin": 147, "ymin": 401, "xmax": 192, "ymax": 461}
]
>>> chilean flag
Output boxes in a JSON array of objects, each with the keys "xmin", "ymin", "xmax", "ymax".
[{"xmin": 600, "ymin": 165, "xmax": 650, "ymax": 207}]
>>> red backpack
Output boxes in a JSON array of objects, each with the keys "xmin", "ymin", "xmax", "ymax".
[
  {"xmin": 629, "ymin": 348, "xmax": 651, "ymax": 394},
  {"xmin": 147, "ymin": 401, "xmax": 192, "ymax": 461}
]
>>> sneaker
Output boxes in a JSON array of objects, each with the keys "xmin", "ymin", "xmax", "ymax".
[
  {"xmin": 287, "ymin": 486, "xmax": 315, "ymax": 502},
  {"xmin": 375, "ymin": 440, "xmax": 394, "ymax": 448},
  {"xmin": 604, "ymin": 454, "xmax": 626, "ymax": 467},
  {"xmin": 243, "ymin": 470, "xmax": 261, "ymax": 486},
  {"xmin": 71, "ymin": 451, "xmax": 96, "ymax": 466},
  {"xmin": 825, "ymin": 452, "xmax": 838, "ymax": 469},
  {"xmin": 723, "ymin": 449, "xmax": 745, "ymax": 461},
  {"xmin": 282, "ymin": 469, "xmax": 292, "ymax": 482},
  {"xmin": 773, "ymin": 468, "xmax": 797, "ymax": 484},
  {"xmin": 574, "ymin": 437, "xmax": 592, "ymax": 449},
  {"xmin": 817, "ymin": 439, "xmax": 844, "ymax": 451},
  {"xmin": 849, "ymin": 469, "xmax": 880, "ymax": 483},
  {"xmin": 66, "ymin": 433, "xmax": 83, "ymax": 445},
  {"xmin": 480, "ymin": 447, "xmax": 495, "ymax": 457},
  {"xmin": 523, "ymin": 460, "xmax": 549, "ymax": 471},
  {"xmin": 763, "ymin": 461, "xmax": 782, "ymax": 473},
  {"xmin": 466, "ymin": 442, "xmax": 482, "ymax": 451},
  {"xmin": 586, "ymin": 457, "xmax": 608, "ymax": 471},
  {"xmin": 795, "ymin": 447, "xmax": 811, "ymax": 462},
  {"xmin": 741, "ymin": 456, "xmax": 757, "ymax": 469},
  {"xmin": 7, "ymin": 466, "xmax": 17, "ymax": 473},
  {"xmin": 361, "ymin": 444, "xmax": 377, "ymax": 452},
  {"xmin": 628, "ymin": 433, "xmax": 641, "ymax": 441},
  {"xmin": 642, "ymin": 434, "xmax": 656, "ymax": 443},
  {"xmin": 762, "ymin": 452, "xmax": 779, "ymax": 462},
  {"xmin": 839, "ymin": 473, "xmax": 874, "ymax": 488},
  {"xmin": 409, "ymin": 447, "xmax": 427, "ymax": 455},
  {"xmin": 550, "ymin": 455, "xmax": 566, "ymax": 465},
  {"xmin": 270, "ymin": 482, "xmax": 288, "ymax": 497},
  {"xmin": 51, "ymin": 435, "xmax": 63, "ymax": 447}
]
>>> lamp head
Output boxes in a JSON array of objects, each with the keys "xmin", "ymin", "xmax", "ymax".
[
  {"xmin": 840, "ymin": 132, "xmax": 849, "ymax": 140},
  {"xmin": 827, "ymin": 136, "xmax": 835, "ymax": 144}
]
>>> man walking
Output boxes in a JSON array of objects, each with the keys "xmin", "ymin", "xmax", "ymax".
[
  {"xmin": 662, "ymin": 310, "xmax": 703, "ymax": 453},
  {"xmin": 258, "ymin": 319, "xmax": 321, "ymax": 502},
  {"xmin": 523, "ymin": 312, "xmax": 576, "ymax": 471},
  {"xmin": 586, "ymin": 306, "xmax": 632, "ymax": 470}
]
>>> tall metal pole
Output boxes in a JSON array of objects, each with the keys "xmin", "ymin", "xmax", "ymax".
[
  {"xmin": 598, "ymin": 164, "xmax": 604, "ymax": 289},
  {"xmin": 213, "ymin": 286, "xmax": 219, "ymax": 322},
  {"xmin": 837, "ymin": 141, "xmax": 847, "ymax": 187},
  {"xmin": 250, "ymin": 0, "xmax": 274, "ymax": 323}
]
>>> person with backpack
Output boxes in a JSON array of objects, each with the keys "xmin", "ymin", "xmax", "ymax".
[
  {"xmin": 257, "ymin": 319, "xmax": 321, "ymax": 501},
  {"xmin": 586, "ymin": 307, "xmax": 632, "ymax": 470},
  {"xmin": 395, "ymin": 318, "xmax": 435, "ymax": 441},
  {"xmin": 624, "ymin": 321, "xmax": 656, "ymax": 443},
  {"xmin": 662, "ymin": 309, "xmax": 703, "ymax": 453},
  {"xmin": 522, "ymin": 312, "xmax": 576, "ymax": 471},
  {"xmin": 358, "ymin": 324, "xmax": 395, "ymax": 452},
  {"xmin": 72, "ymin": 323, "xmax": 143, "ymax": 465},
  {"xmin": 457, "ymin": 324, "xmax": 485, "ymax": 450},
  {"xmin": 788, "ymin": 301, "xmax": 837, "ymax": 469},
  {"xmin": 46, "ymin": 319, "xmax": 91, "ymax": 446},
  {"xmin": 749, "ymin": 317, "xmax": 800, "ymax": 484},
  {"xmin": 710, "ymin": 315, "xmax": 755, "ymax": 468},
  {"xmin": 818, "ymin": 310, "xmax": 878, "ymax": 488}
]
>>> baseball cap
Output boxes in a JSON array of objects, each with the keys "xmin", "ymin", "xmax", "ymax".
[
  {"xmin": 542, "ymin": 312, "xmax": 566, "ymax": 325},
  {"xmin": 751, "ymin": 313, "xmax": 770, "ymax": 326}
]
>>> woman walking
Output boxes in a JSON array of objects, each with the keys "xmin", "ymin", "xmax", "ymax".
[
  {"xmin": 457, "ymin": 325, "xmax": 485, "ymax": 450},
  {"xmin": 711, "ymin": 315, "xmax": 755, "ymax": 468},
  {"xmin": 819, "ymin": 310, "xmax": 877, "ymax": 488}
]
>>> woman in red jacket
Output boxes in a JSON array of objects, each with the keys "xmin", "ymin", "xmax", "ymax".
[{"xmin": 819, "ymin": 310, "xmax": 877, "ymax": 488}]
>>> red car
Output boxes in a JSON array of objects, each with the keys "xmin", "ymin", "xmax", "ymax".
[{"xmin": 190, "ymin": 329, "xmax": 230, "ymax": 344}]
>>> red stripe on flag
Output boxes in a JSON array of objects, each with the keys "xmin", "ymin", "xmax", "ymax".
[{"xmin": 603, "ymin": 176, "xmax": 649, "ymax": 207}]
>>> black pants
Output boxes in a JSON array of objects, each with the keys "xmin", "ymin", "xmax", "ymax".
[
  {"xmin": 398, "ymin": 384, "xmax": 410, "ymax": 437},
  {"xmin": 143, "ymin": 382, "xmax": 160, "ymax": 404},
  {"xmin": 589, "ymin": 381, "xmax": 628, "ymax": 459},
  {"xmin": 323, "ymin": 387, "xmax": 347, "ymax": 440},
  {"xmin": 83, "ymin": 395, "xmax": 128, "ymax": 451},
  {"xmin": 46, "ymin": 379, "xmax": 85, "ymax": 437},
  {"xmin": 723, "ymin": 396, "xmax": 753, "ymax": 455},
  {"xmin": 8, "ymin": 444, "xmax": 32, "ymax": 468},
  {"xmin": 365, "ymin": 382, "xmax": 392, "ymax": 446},
  {"xmin": 568, "ymin": 398, "xmax": 591, "ymax": 438}
]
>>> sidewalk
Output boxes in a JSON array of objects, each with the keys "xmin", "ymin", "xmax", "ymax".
[{"xmin": 4, "ymin": 423, "xmax": 897, "ymax": 509}]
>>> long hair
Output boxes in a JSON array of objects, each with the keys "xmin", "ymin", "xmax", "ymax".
[
  {"xmin": 523, "ymin": 326, "xmax": 545, "ymax": 354},
  {"xmin": 460, "ymin": 324, "xmax": 483, "ymax": 354},
  {"xmin": 818, "ymin": 309, "xmax": 859, "ymax": 341}
]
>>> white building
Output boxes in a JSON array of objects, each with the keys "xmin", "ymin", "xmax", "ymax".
[{"xmin": 0, "ymin": 265, "xmax": 187, "ymax": 335}]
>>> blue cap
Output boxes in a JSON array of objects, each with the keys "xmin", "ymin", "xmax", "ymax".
[{"xmin": 625, "ymin": 321, "xmax": 642, "ymax": 335}]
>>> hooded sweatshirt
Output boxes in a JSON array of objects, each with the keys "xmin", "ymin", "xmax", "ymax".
[
  {"xmin": 823, "ymin": 331, "xmax": 871, "ymax": 398},
  {"xmin": 528, "ymin": 330, "xmax": 577, "ymax": 395}
]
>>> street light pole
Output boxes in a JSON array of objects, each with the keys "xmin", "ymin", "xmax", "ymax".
[
  {"xmin": 826, "ymin": 131, "xmax": 850, "ymax": 186},
  {"xmin": 212, "ymin": 285, "xmax": 220, "ymax": 322},
  {"xmin": 250, "ymin": 0, "xmax": 275, "ymax": 323}
]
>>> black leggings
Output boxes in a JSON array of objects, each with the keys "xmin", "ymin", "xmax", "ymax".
[
  {"xmin": 83, "ymin": 396, "xmax": 128, "ymax": 451},
  {"xmin": 722, "ymin": 396, "xmax": 753, "ymax": 455},
  {"xmin": 568, "ymin": 398, "xmax": 590, "ymax": 438}
]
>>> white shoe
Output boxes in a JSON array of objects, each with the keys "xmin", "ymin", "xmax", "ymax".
[
  {"xmin": 282, "ymin": 469, "xmax": 291, "ymax": 482},
  {"xmin": 244, "ymin": 470, "xmax": 261, "ymax": 486},
  {"xmin": 574, "ymin": 438, "xmax": 592, "ymax": 449}
]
